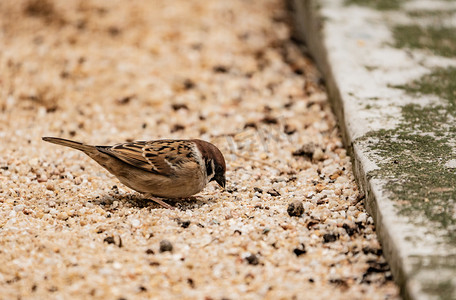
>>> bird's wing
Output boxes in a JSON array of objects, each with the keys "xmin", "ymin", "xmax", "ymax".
[{"xmin": 96, "ymin": 140, "xmax": 197, "ymax": 176}]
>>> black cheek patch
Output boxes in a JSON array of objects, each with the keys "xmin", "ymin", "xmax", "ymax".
[{"xmin": 206, "ymin": 160, "xmax": 214, "ymax": 178}]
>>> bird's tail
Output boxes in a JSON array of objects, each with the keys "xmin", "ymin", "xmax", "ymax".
[{"xmin": 42, "ymin": 137, "xmax": 96, "ymax": 153}]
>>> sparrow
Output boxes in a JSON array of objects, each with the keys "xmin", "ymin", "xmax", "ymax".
[{"xmin": 42, "ymin": 137, "xmax": 226, "ymax": 209}]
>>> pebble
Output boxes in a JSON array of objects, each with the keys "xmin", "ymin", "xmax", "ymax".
[
  {"xmin": 293, "ymin": 244, "xmax": 307, "ymax": 256},
  {"xmin": 13, "ymin": 204, "xmax": 25, "ymax": 212},
  {"xmin": 323, "ymin": 233, "xmax": 339, "ymax": 243},
  {"xmin": 159, "ymin": 240, "xmax": 173, "ymax": 253},
  {"xmin": 287, "ymin": 200, "xmax": 304, "ymax": 217},
  {"xmin": 57, "ymin": 212, "xmax": 69, "ymax": 220},
  {"xmin": 245, "ymin": 254, "xmax": 259, "ymax": 265},
  {"xmin": 130, "ymin": 218, "xmax": 141, "ymax": 228},
  {"xmin": 312, "ymin": 148, "xmax": 325, "ymax": 161}
]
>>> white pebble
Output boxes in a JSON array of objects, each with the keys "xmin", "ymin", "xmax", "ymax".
[
  {"xmin": 357, "ymin": 212, "xmax": 367, "ymax": 223},
  {"xmin": 130, "ymin": 218, "xmax": 141, "ymax": 228},
  {"xmin": 14, "ymin": 204, "xmax": 25, "ymax": 212}
]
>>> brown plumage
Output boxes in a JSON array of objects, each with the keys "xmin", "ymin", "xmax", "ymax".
[{"xmin": 42, "ymin": 137, "xmax": 226, "ymax": 209}]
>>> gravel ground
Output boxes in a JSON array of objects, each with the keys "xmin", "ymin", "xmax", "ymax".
[{"xmin": 0, "ymin": 0, "xmax": 400, "ymax": 299}]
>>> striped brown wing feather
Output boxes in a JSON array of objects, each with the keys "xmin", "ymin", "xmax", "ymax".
[{"xmin": 96, "ymin": 140, "xmax": 195, "ymax": 176}]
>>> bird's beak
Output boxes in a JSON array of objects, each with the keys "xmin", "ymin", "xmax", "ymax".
[{"xmin": 215, "ymin": 174, "xmax": 226, "ymax": 189}]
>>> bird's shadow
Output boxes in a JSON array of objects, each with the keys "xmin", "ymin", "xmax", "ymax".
[{"xmin": 91, "ymin": 190, "xmax": 209, "ymax": 211}]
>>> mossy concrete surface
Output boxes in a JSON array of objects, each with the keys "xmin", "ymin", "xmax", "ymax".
[{"xmin": 291, "ymin": 0, "xmax": 456, "ymax": 299}]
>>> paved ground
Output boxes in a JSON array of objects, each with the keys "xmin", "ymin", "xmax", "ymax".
[
  {"xmin": 0, "ymin": 0, "xmax": 400, "ymax": 299},
  {"xmin": 291, "ymin": 0, "xmax": 456, "ymax": 299}
]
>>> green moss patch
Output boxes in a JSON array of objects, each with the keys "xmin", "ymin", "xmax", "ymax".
[
  {"xmin": 394, "ymin": 67, "xmax": 456, "ymax": 109},
  {"xmin": 422, "ymin": 279, "xmax": 454, "ymax": 299},
  {"xmin": 406, "ymin": 9, "xmax": 456, "ymax": 18},
  {"xmin": 392, "ymin": 25, "xmax": 456, "ymax": 57},
  {"xmin": 344, "ymin": 0, "xmax": 404, "ymax": 10},
  {"xmin": 359, "ymin": 67, "xmax": 456, "ymax": 243}
]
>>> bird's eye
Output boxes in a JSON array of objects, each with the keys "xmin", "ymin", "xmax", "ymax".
[{"xmin": 215, "ymin": 165, "xmax": 223, "ymax": 173}]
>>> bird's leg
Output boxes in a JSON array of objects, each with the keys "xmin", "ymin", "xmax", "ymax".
[{"xmin": 145, "ymin": 194, "xmax": 176, "ymax": 210}]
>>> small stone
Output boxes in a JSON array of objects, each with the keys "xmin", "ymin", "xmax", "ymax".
[
  {"xmin": 292, "ymin": 143, "xmax": 315, "ymax": 158},
  {"xmin": 175, "ymin": 218, "xmax": 191, "ymax": 228},
  {"xmin": 187, "ymin": 278, "xmax": 195, "ymax": 288},
  {"xmin": 253, "ymin": 187, "xmax": 263, "ymax": 193},
  {"xmin": 171, "ymin": 103, "xmax": 189, "ymax": 111},
  {"xmin": 104, "ymin": 236, "xmax": 115, "ymax": 244},
  {"xmin": 213, "ymin": 65, "xmax": 228, "ymax": 73},
  {"xmin": 356, "ymin": 212, "xmax": 368, "ymax": 224},
  {"xmin": 287, "ymin": 200, "xmax": 304, "ymax": 217},
  {"xmin": 159, "ymin": 240, "xmax": 173, "ymax": 253},
  {"xmin": 312, "ymin": 148, "xmax": 325, "ymax": 161},
  {"xmin": 245, "ymin": 254, "xmax": 259, "ymax": 265},
  {"xmin": 267, "ymin": 189, "xmax": 280, "ymax": 197},
  {"xmin": 57, "ymin": 212, "xmax": 68, "ymax": 220},
  {"xmin": 171, "ymin": 124, "xmax": 185, "ymax": 132},
  {"xmin": 145, "ymin": 249, "xmax": 154, "ymax": 255},
  {"xmin": 183, "ymin": 79, "xmax": 195, "ymax": 90},
  {"xmin": 14, "ymin": 204, "xmax": 25, "ymax": 212},
  {"xmin": 180, "ymin": 220, "xmax": 191, "ymax": 228},
  {"xmin": 29, "ymin": 158, "xmax": 39, "ymax": 166},
  {"xmin": 130, "ymin": 218, "xmax": 140, "ymax": 228},
  {"xmin": 315, "ymin": 183, "xmax": 325, "ymax": 193},
  {"xmin": 139, "ymin": 286, "xmax": 147, "ymax": 292},
  {"xmin": 329, "ymin": 170, "xmax": 343, "ymax": 180},
  {"xmin": 293, "ymin": 244, "xmax": 307, "ymax": 256},
  {"xmin": 323, "ymin": 233, "xmax": 339, "ymax": 243},
  {"xmin": 284, "ymin": 123, "xmax": 297, "ymax": 135},
  {"xmin": 261, "ymin": 115, "xmax": 278, "ymax": 124},
  {"xmin": 343, "ymin": 223, "xmax": 357, "ymax": 236}
]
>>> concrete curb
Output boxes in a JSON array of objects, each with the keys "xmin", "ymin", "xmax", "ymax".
[{"xmin": 290, "ymin": 1, "xmax": 456, "ymax": 299}]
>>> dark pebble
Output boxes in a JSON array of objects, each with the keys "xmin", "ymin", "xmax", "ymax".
[
  {"xmin": 180, "ymin": 220, "xmax": 191, "ymax": 228},
  {"xmin": 226, "ymin": 186, "xmax": 238, "ymax": 193},
  {"xmin": 108, "ymin": 26, "xmax": 121, "ymax": 36},
  {"xmin": 116, "ymin": 95, "xmax": 132, "ymax": 105},
  {"xmin": 292, "ymin": 144, "xmax": 315, "ymax": 158},
  {"xmin": 253, "ymin": 187, "xmax": 263, "ymax": 193},
  {"xmin": 363, "ymin": 247, "xmax": 383, "ymax": 256},
  {"xmin": 293, "ymin": 244, "xmax": 307, "ymax": 256},
  {"xmin": 261, "ymin": 115, "xmax": 278, "ymax": 124},
  {"xmin": 213, "ymin": 65, "xmax": 228, "ymax": 73},
  {"xmin": 183, "ymin": 79, "xmax": 195, "ymax": 90},
  {"xmin": 159, "ymin": 240, "xmax": 173, "ymax": 253},
  {"xmin": 244, "ymin": 122, "xmax": 257, "ymax": 129},
  {"xmin": 103, "ymin": 236, "xmax": 115, "ymax": 244},
  {"xmin": 329, "ymin": 278, "xmax": 348, "ymax": 288},
  {"xmin": 287, "ymin": 200, "xmax": 304, "ymax": 217},
  {"xmin": 323, "ymin": 233, "xmax": 339, "ymax": 243},
  {"xmin": 187, "ymin": 278, "xmax": 195, "ymax": 288},
  {"xmin": 175, "ymin": 218, "xmax": 191, "ymax": 228},
  {"xmin": 343, "ymin": 223, "xmax": 357, "ymax": 236},
  {"xmin": 283, "ymin": 124, "xmax": 296, "ymax": 135},
  {"xmin": 145, "ymin": 249, "xmax": 154, "ymax": 255},
  {"xmin": 245, "ymin": 254, "xmax": 259, "ymax": 265},
  {"xmin": 139, "ymin": 286, "xmax": 147, "ymax": 292},
  {"xmin": 267, "ymin": 189, "xmax": 281, "ymax": 197},
  {"xmin": 171, "ymin": 124, "xmax": 185, "ymax": 132},
  {"xmin": 171, "ymin": 103, "xmax": 189, "ymax": 111}
]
